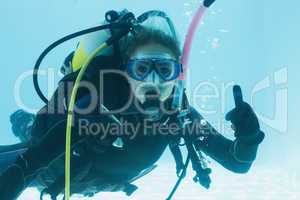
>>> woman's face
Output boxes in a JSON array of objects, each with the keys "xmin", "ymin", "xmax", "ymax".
[{"xmin": 127, "ymin": 43, "xmax": 178, "ymax": 104}]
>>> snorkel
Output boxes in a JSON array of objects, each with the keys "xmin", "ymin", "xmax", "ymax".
[
  {"xmin": 172, "ymin": 0, "xmax": 215, "ymax": 112},
  {"xmin": 182, "ymin": 2, "xmax": 212, "ymax": 75}
]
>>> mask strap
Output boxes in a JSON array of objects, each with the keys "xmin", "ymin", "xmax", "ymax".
[{"xmin": 137, "ymin": 10, "xmax": 177, "ymax": 39}]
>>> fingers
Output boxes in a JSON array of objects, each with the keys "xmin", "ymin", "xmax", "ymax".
[
  {"xmin": 226, "ymin": 102, "xmax": 251, "ymax": 122},
  {"xmin": 225, "ymin": 108, "xmax": 236, "ymax": 121},
  {"xmin": 226, "ymin": 103, "xmax": 260, "ymax": 136},
  {"xmin": 233, "ymin": 85, "xmax": 243, "ymax": 108}
]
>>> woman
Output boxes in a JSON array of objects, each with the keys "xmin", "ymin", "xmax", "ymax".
[{"xmin": 0, "ymin": 4, "xmax": 264, "ymax": 200}]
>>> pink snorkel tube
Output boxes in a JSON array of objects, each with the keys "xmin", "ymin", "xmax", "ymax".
[
  {"xmin": 172, "ymin": 0, "xmax": 215, "ymax": 111},
  {"xmin": 180, "ymin": 0, "xmax": 215, "ymax": 80}
]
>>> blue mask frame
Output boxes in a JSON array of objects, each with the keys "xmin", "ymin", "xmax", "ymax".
[{"xmin": 126, "ymin": 58, "xmax": 183, "ymax": 82}]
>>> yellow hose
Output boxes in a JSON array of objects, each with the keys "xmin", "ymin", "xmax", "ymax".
[{"xmin": 65, "ymin": 42, "xmax": 108, "ymax": 200}]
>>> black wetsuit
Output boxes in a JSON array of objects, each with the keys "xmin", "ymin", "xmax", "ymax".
[{"xmin": 0, "ymin": 55, "xmax": 264, "ymax": 199}]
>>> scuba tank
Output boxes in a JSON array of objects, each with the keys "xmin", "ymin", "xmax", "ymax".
[
  {"xmin": 33, "ymin": 9, "xmax": 136, "ymax": 104},
  {"xmin": 61, "ymin": 9, "xmax": 133, "ymax": 75}
]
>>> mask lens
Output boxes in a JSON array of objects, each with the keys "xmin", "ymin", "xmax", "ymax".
[
  {"xmin": 155, "ymin": 60, "xmax": 180, "ymax": 81},
  {"xmin": 136, "ymin": 61, "xmax": 151, "ymax": 77},
  {"xmin": 127, "ymin": 60, "xmax": 152, "ymax": 81}
]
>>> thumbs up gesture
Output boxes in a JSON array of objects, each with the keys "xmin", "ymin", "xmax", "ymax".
[{"xmin": 225, "ymin": 85, "xmax": 261, "ymax": 142}]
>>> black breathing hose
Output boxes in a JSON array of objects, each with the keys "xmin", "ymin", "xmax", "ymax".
[{"xmin": 33, "ymin": 22, "xmax": 132, "ymax": 104}]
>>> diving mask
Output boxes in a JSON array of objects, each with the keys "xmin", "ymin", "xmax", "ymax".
[{"xmin": 126, "ymin": 58, "xmax": 182, "ymax": 82}]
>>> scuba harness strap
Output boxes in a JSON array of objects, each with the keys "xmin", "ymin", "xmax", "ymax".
[{"xmin": 166, "ymin": 108, "xmax": 212, "ymax": 200}]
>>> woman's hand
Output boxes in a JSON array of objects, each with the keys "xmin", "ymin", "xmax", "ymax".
[{"xmin": 225, "ymin": 85, "xmax": 261, "ymax": 143}]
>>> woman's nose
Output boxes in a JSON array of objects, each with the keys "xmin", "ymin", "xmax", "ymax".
[{"xmin": 148, "ymin": 71, "xmax": 161, "ymax": 84}]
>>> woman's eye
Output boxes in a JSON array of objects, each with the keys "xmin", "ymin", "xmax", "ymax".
[
  {"xmin": 160, "ymin": 66, "xmax": 171, "ymax": 75},
  {"xmin": 157, "ymin": 63, "xmax": 173, "ymax": 77},
  {"xmin": 136, "ymin": 64, "xmax": 150, "ymax": 76}
]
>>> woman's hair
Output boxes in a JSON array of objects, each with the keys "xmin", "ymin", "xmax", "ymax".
[{"xmin": 119, "ymin": 13, "xmax": 182, "ymax": 63}]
